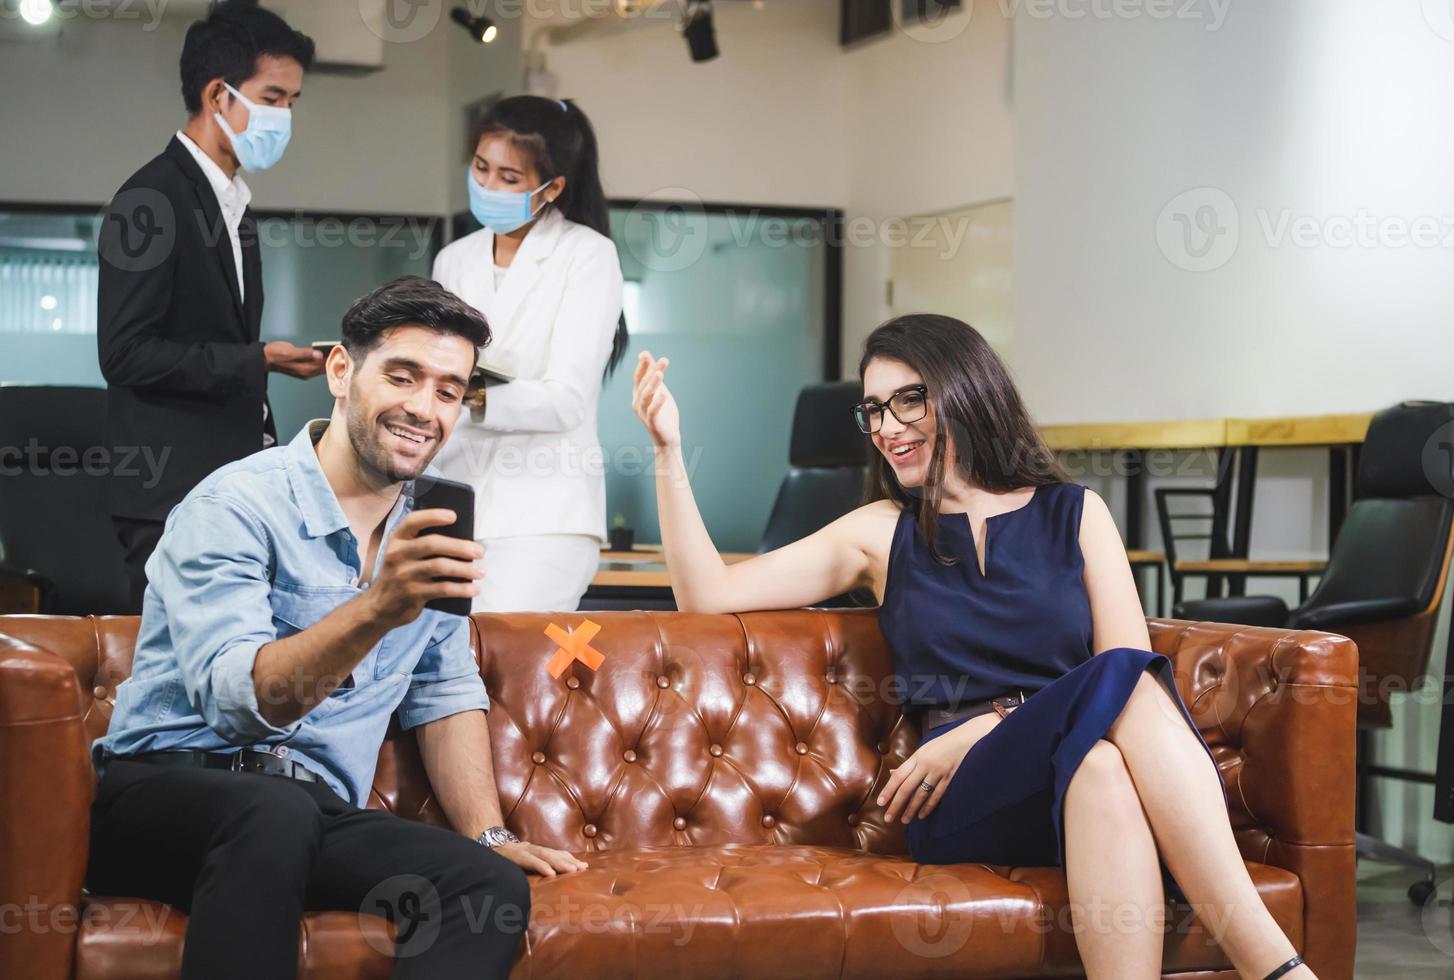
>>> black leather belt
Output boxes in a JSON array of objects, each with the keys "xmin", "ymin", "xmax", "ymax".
[
  {"xmin": 122, "ymin": 748, "xmax": 322, "ymax": 784},
  {"xmin": 922, "ymin": 690, "xmax": 1028, "ymax": 731}
]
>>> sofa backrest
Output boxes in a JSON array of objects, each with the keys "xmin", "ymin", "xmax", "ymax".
[
  {"xmin": 0, "ymin": 609, "xmax": 1357, "ymax": 864},
  {"xmin": 0, "ymin": 609, "xmax": 919, "ymax": 854},
  {"xmin": 470, "ymin": 610, "xmax": 918, "ymax": 855}
]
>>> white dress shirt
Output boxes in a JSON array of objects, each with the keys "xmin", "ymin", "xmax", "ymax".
[
  {"xmin": 432, "ymin": 208, "xmax": 625, "ymax": 543},
  {"xmin": 174, "ymin": 131, "xmax": 272, "ymax": 445},
  {"xmin": 174, "ymin": 130, "xmax": 251, "ymax": 302}
]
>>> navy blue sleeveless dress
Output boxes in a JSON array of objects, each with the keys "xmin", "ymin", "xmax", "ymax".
[{"xmin": 878, "ymin": 482, "xmax": 1223, "ymax": 874}]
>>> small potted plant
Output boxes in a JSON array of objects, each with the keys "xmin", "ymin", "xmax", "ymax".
[{"xmin": 609, "ymin": 512, "xmax": 635, "ymax": 552}]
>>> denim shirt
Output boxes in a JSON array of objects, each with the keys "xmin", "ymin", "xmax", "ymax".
[{"xmin": 95, "ymin": 420, "xmax": 489, "ymax": 806}]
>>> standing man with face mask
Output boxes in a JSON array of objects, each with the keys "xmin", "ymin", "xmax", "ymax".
[{"xmin": 98, "ymin": 0, "xmax": 326, "ymax": 613}]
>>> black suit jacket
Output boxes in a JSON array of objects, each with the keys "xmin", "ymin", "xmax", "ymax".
[{"xmin": 97, "ymin": 136, "xmax": 275, "ymax": 522}]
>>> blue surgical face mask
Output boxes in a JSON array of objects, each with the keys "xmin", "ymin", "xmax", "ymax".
[
  {"xmin": 214, "ymin": 82, "xmax": 292, "ymax": 172},
  {"xmin": 467, "ymin": 172, "xmax": 551, "ymax": 234}
]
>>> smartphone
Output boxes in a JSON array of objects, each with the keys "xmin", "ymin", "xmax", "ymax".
[
  {"xmin": 312, "ymin": 340, "xmax": 340, "ymax": 352},
  {"xmin": 411, "ymin": 476, "xmax": 476, "ymax": 616}
]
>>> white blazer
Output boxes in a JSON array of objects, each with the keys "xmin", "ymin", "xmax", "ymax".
[{"xmin": 431, "ymin": 208, "xmax": 624, "ymax": 543}]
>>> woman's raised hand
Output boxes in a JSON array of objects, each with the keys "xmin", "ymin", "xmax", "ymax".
[{"xmin": 632, "ymin": 350, "xmax": 681, "ymax": 450}]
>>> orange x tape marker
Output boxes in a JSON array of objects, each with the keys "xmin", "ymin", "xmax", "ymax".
[{"xmin": 544, "ymin": 620, "xmax": 605, "ymax": 679}]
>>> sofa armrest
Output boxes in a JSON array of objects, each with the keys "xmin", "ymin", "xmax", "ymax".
[
  {"xmin": 0, "ymin": 633, "xmax": 94, "ymax": 980},
  {"xmin": 1150, "ymin": 619, "xmax": 1358, "ymax": 980}
]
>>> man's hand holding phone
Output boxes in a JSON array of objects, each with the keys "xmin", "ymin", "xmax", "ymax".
[{"xmin": 365, "ymin": 509, "xmax": 482, "ymax": 628}]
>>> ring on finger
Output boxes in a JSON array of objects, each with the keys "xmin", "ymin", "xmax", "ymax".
[{"xmin": 919, "ymin": 781, "xmax": 935, "ymax": 793}]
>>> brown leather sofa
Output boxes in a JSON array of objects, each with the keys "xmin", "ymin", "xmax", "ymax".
[{"xmin": 0, "ymin": 610, "xmax": 1357, "ymax": 979}]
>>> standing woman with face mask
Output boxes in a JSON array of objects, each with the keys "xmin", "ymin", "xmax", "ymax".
[{"xmin": 432, "ymin": 96, "xmax": 627, "ymax": 613}]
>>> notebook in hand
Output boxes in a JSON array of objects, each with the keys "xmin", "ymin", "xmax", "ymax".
[{"xmin": 473, "ymin": 358, "xmax": 515, "ymax": 387}]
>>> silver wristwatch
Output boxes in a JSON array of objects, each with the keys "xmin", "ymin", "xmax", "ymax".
[{"xmin": 476, "ymin": 825, "xmax": 519, "ymax": 849}]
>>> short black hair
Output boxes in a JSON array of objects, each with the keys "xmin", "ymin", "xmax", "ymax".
[
  {"xmin": 179, "ymin": 1, "xmax": 315, "ymax": 115},
  {"xmin": 341, "ymin": 277, "xmax": 491, "ymax": 361}
]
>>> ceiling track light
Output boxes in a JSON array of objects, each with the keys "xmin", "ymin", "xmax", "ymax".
[
  {"xmin": 19, "ymin": 0, "xmax": 55, "ymax": 26},
  {"xmin": 681, "ymin": 0, "xmax": 718, "ymax": 63},
  {"xmin": 450, "ymin": 7, "xmax": 498, "ymax": 44}
]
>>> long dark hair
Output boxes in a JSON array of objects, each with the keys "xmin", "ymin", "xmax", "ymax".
[
  {"xmin": 859, "ymin": 314, "xmax": 1066, "ymax": 566},
  {"xmin": 471, "ymin": 95, "xmax": 628, "ymax": 378}
]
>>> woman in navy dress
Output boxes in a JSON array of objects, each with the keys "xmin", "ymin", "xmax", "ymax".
[{"xmin": 629, "ymin": 314, "xmax": 1313, "ymax": 980}]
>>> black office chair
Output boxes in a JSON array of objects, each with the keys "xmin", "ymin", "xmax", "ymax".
[
  {"xmin": 1176, "ymin": 400, "xmax": 1454, "ymax": 904},
  {"xmin": 758, "ymin": 382, "xmax": 869, "ymax": 607},
  {"xmin": 0, "ymin": 386, "xmax": 131, "ymax": 615},
  {"xmin": 759, "ymin": 381, "xmax": 868, "ymax": 552}
]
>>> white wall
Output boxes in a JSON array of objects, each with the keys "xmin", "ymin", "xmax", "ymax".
[
  {"xmin": 1013, "ymin": 0, "xmax": 1454, "ymax": 861},
  {"xmin": 445, "ymin": 11, "xmax": 525, "ymax": 218},
  {"xmin": 0, "ymin": 6, "xmax": 521, "ymax": 216},
  {"xmin": 1013, "ymin": 0, "xmax": 1454, "ymax": 424},
  {"xmin": 839, "ymin": 5, "xmax": 1015, "ymax": 374},
  {"xmin": 527, "ymin": 1, "xmax": 1014, "ymax": 376},
  {"xmin": 536, "ymin": 1, "xmax": 1453, "ymax": 415},
  {"xmin": 527, "ymin": 2, "xmax": 850, "ymax": 208}
]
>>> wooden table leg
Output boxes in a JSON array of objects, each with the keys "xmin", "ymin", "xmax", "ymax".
[{"xmin": 1229, "ymin": 445, "xmax": 1260, "ymax": 597}]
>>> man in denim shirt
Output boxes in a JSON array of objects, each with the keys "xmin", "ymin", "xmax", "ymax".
[{"xmin": 88, "ymin": 276, "xmax": 584, "ymax": 980}]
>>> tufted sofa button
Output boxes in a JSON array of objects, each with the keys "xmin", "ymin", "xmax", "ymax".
[
  {"xmin": 794, "ymin": 741, "xmax": 808, "ymax": 755},
  {"xmin": 672, "ymin": 817, "xmax": 687, "ymax": 831},
  {"xmin": 875, "ymin": 742, "xmax": 887, "ymax": 754},
  {"xmin": 531, "ymin": 751, "xmax": 546, "ymax": 765},
  {"xmin": 743, "ymin": 673, "xmax": 756, "ymax": 686},
  {"xmin": 761, "ymin": 815, "xmax": 775, "ymax": 828},
  {"xmin": 656, "ymin": 675, "xmax": 671, "ymax": 689},
  {"xmin": 826, "ymin": 674, "xmax": 837, "ymax": 685},
  {"xmin": 623, "ymin": 749, "xmax": 638, "ymax": 763},
  {"xmin": 709, "ymin": 744, "xmax": 723, "ymax": 757},
  {"xmin": 566, "ymin": 676, "xmax": 581, "ymax": 690},
  {"xmin": 582, "ymin": 824, "xmax": 598, "ymax": 838},
  {"xmin": 93, "ymin": 686, "xmax": 107, "ymax": 700},
  {"xmin": 847, "ymin": 814, "xmax": 859, "ymax": 827}
]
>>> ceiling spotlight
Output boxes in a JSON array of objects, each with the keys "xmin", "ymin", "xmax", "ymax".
[
  {"xmin": 19, "ymin": 0, "xmax": 55, "ymax": 26},
  {"xmin": 681, "ymin": 0, "xmax": 718, "ymax": 63},
  {"xmin": 450, "ymin": 7, "xmax": 497, "ymax": 43}
]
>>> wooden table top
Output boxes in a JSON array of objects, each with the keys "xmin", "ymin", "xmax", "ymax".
[
  {"xmin": 593, "ymin": 548, "xmax": 756, "ymax": 589},
  {"xmin": 1039, "ymin": 412, "xmax": 1374, "ymax": 451},
  {"xmin": 1173, "ymin": 558, "xmax": 1328, "ymax": 574}
]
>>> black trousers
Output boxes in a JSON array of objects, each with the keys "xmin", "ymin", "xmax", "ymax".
[
  {"xmin": 112, "ymin": 516, "xmax": 164, "ymax": 614},
  {"xmin": 86, "ymin": 759, "xmax": 530, "ymax": 980}
]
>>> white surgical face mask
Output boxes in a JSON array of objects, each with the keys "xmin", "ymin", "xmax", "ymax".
[
  {"xmin": 214, "ymin": 82, "xmax": 293, "ymax": 172},
  {"xmin": 467, "ymin": 171, "xmax": 551, "ymax": 234}
]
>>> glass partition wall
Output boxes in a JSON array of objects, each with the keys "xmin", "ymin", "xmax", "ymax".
[
  {"xmin": 1, "ymin": 201, "xmax": 841, "ymax": 554},
  {"xmin": 0, "ymin": 205, "xmax": 438, "ymax": 439},
  {"xmin": 602, "ymin": 201, "xmax": 842, "ymax": 552}
]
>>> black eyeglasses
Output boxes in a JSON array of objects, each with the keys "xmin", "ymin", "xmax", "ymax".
[{"xmin": 851, "ymin": 384, "xmax": 928, "ymax": 434}]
